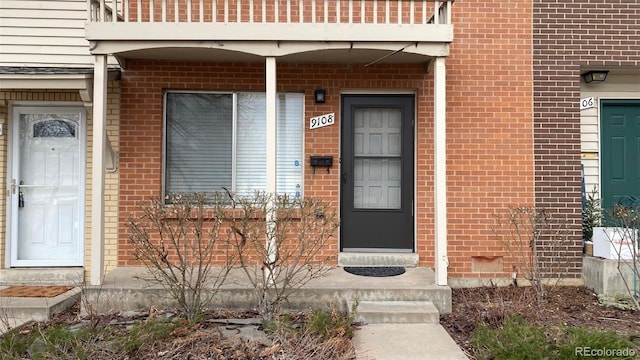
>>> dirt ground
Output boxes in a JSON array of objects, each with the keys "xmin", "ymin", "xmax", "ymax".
[
  {"xmin": 9, "ymin": 285, "xmax": 640, "ymax": 359},
  {"xmin": 440, "ymin": 285, "xmax": 640, "ymax": 356},
  {"xmin": 6, "ymin": 304, "xmax": 356, "ymax": 360}
]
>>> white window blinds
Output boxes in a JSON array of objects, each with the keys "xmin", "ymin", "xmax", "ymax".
[
  {"xmin": 276, "ymin": 93, "xmax": 304, "ymax": 197},
  {"xmin": 236, "ymin": 93, "xmax": 267, "ymax": 196},
  {"xmin": 165, "ymin": 93, "xmax": 233, "ymax": 193},
  {"xmin": 165, "ymin": 92, "xmax": 303, "ymax": 198}
]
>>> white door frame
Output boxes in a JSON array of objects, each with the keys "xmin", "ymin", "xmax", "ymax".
[{"xmin": 8, "ymin": 105, "xmax": 86, "ymax": 267}]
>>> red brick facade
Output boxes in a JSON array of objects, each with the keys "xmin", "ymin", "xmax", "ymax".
[
  {"xmin": 446, "ymin": 0, "xmax": 533, "ymax": 278},
  {"xmin": 118, "ymin": 0, "xmax": 536, "ymax": 279},
  {"xmin": 533, "ymin": 0, "xmax": 640, "ymax": 278}
]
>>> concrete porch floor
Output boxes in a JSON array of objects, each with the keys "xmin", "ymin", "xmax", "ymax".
[{"xmin": 84, "ymin": 266, "xmax": 452, "ymax": 315}]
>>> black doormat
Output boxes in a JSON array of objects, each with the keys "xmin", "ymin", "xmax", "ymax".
[{"xmin": 343, "ymin": 266, "xmax": 406, "ymax": 277}]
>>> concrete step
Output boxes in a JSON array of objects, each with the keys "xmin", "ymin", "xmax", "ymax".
[
  {"xmin": 348, "ymin": 300, "xmax": 439, "ymax": 324},
  {"xmin": 0, "ymin": 268, "xmax": 84, "ymax": 286},
  {"xmin": 0, "ymin": 287, "xmax": 81, "ymax": 332},
  {"xmin": 338, "ymin": 253, "xmax": 419, "ymax": 267}
]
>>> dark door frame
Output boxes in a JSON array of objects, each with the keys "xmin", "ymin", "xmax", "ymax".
[{"xmin": 340, "ymin": 94, "xmax": 415, "ymax": 252}]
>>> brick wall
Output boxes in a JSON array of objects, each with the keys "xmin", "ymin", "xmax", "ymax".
[
  {"xmin": 445, "ymin": 0, "xmax": 534, "ymax": 279},
  {"xmin": 533, "ymin": 0, "xmax": 640, "ymax": 278},
  {"xmin": 118, "ymin": 61, "xmax": 435, "ymax": 266}
]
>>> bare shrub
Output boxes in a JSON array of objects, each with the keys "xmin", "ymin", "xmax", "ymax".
[
  {"xmin": 272, "ymin": 328, "xmax": 356, "ymax": 360},
  {"xmin": 493, "ymin": 206, "xmax": 573, "ymax": 304},
  {"xmin": 224, "ymin": 192, "xmax": 339, "ymax": 320},
  {"xmin": 605, "ymin": 203, "xmax": 640, "ymax": 310},
  {"xmin": 451, "ymin": 281, "xmax": 540, "ymax": 329},
  {"xmin": 127, "ymin": 193, "xmax": 233, "ymax": 321}
]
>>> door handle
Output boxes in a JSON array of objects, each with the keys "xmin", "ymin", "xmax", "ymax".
[
  {"xmin": 341, "ymin": 172, "xmax": 348, "ymax": 184},
  {"xmin": 11, "ymin": 179, "xmax": 25, "ymax": 207}
]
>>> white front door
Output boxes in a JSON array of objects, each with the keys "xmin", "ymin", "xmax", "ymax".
[{"xmin": 10, "ymin": 107, "xmax": 85, "ymax": 267}]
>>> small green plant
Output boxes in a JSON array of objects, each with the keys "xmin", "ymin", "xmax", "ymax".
[
  {"xmin": 471, "ymin": 315, "xmax": 552, "ymax": 360},
  {"xmin": 0, "ymin": 327, "xmax": 38, "ymax": 359},
  {"xmin": 304, "ymin": 305, "xmax": 356, "ymax": 340},
  {"xmin": 583, "ymin": 187, "xmax": 602, "ymax": 241},
  {"xmin": 120, "ymin": 317, "xmax": 182, "ymax": 354},
  {"xmin": 264, "ymin": 305, "xmax": 357, "ymax": 360},
  {"xmin": 9, "ymin": 324, "xmax": 102, "ymax": 360},
  {"xmin": 555, "ymin": 326, "xmax": 638, "ymax": 359},
  {"xmin": 264, "ymin": 303, "xmax": 356, "ymax": 340},
  {"xmin": 0, "ymin": 316, "xmax": 186, "ymax": 359},
  {"xmin": 471, "ymin": 314, "xmax": 638, "ymax": 360}
]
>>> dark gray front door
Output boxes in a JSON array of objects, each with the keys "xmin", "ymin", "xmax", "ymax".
[{"xmin": 340, "ymin": 95, "xmax": 414, "ymax": 251}]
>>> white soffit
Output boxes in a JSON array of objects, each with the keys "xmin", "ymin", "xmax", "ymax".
[{"xmin": 0, "ymin": 73, "xmax": 93, "ymax": 90}]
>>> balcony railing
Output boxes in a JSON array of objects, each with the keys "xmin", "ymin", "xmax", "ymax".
[{"xmin": 88, "ymin": 0, "xmax": 452, "ymax": 25}]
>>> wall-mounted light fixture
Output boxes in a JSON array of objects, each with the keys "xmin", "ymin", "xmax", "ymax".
[
  {"xmin": 582, "ymin": 70, "xmax": 609, "ymax": 83},
  {"xmin": 314, "ymin": 89, "xmax": 326, "ymax": 104}
]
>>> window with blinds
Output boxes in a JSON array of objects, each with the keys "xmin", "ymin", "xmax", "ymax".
[{"xmin": 165, "ymin": 91, "xmax": 304, "ymax": 200}]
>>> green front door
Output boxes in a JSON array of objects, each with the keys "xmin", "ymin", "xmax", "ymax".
[{"xmin": 601, "ymin": 100, "xmax": 640, "ymax": 213}]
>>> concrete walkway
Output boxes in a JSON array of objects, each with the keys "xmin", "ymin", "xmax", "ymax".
[{"xmin": 354, "ymin": 323, "xmax": 469, "ymax": 359}]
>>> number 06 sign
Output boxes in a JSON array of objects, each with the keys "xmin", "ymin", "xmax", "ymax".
[
  {"xmin": 580, "ymin": 97, "xmax": 595, "ymax": 110},
  {"xmin": 310, "ymin": 113, "xmax": 335, "ymax": 129}
]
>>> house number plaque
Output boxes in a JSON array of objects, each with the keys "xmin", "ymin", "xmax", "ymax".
[{"xmin": 310, "ymin": 113, "xmax": 335, "ymax": 129}]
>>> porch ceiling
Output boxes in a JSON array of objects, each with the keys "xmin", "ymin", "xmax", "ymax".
[
  {"xmin": 102, "ymin": 41, "xmax": 449, "ymax": 68},
  {"xmin": 114, "ymin": 46, "xmax": 440, "ymax": 65}
]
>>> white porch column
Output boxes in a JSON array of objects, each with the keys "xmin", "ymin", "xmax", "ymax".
[
  {"xmin": 90, "ymin": 55, "xmax": 107, "ymax": 285},
  {"xmin": 434, "ymin": 56, "xmax": 448, "ymax": 286},
  {"xmin": 266, "ymin": 57, "xmax": 277, "ymax": 195},
  {"xmin": 265, "ymin": 57, "xmax": 278, "ymax": 271}
]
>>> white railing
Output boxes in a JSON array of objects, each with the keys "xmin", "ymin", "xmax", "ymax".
[{"xmin": 88, "ymin": 0, "xmax": 452, "ymax": 25}]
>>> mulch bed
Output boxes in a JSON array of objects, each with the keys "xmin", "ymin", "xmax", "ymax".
[
  {"xmin": 440, "ymin": 285, "xmax": 640, "ymax": 355},
  {"xmin": 3, "ymin": 302, "xmax": 356, "ymax": 360}
]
